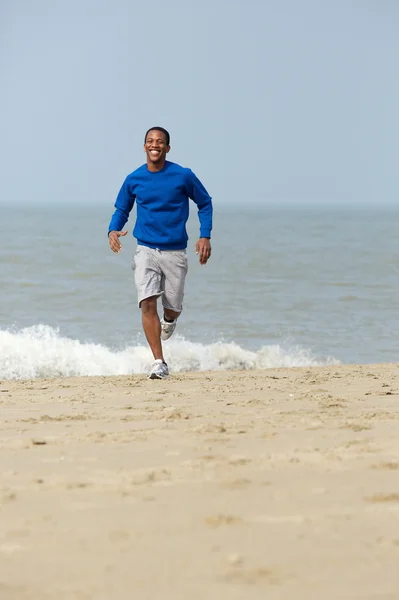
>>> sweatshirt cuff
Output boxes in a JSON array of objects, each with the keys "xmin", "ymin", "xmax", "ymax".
[{"xmin": 200, "ymin": 229, "xmax": 211, "ymax": 239}]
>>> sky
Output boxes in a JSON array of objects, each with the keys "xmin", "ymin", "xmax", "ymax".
[{"xmin": 1, "ymin": 0, "xmax": 399, "ymax": 208}]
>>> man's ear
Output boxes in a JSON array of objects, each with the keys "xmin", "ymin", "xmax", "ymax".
[{"xmin": 166, "ymin": 146, "xmax": 171, "ymax": 154}]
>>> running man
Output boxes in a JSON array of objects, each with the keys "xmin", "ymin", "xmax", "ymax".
[{"xmin": 108, "ymin": 127, "xmax": 213, "ymax": 379}]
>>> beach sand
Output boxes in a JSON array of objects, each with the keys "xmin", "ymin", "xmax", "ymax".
[{"xmin": 1, "ymin": 364, "xmax": 399, "ymax": 599}]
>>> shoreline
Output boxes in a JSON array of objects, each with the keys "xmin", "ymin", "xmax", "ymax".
[{"xmin": 2, "ymin": 359, "xmax": 398, "ymax": 382}]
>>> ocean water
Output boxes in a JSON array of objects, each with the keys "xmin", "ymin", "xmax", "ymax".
[{"xmin": 2, "ymin": 204, "xmax": 399, "ymax": 379}]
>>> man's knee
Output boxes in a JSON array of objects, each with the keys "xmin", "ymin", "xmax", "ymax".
[{"xmin": 140, "ymin": 296, "xmax": 158, "ymax": 315}]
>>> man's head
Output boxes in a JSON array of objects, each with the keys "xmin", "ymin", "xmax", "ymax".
[{"xmin": 144, "ymin": 127, "xmax": 170, "ymax": 171}]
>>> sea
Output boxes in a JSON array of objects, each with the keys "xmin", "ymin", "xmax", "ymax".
[{"xmin": 2, "ymin": 204, "xmax": 399, "ymax": 380}]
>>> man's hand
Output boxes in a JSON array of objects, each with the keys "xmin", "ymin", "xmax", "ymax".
[
  {"xmin": 196, "ymin": 238, "xmax": 211, "ymax": 265},
  {"xmin": 109, "ymin": 230, "xmax": 128, "ymax": 253}
]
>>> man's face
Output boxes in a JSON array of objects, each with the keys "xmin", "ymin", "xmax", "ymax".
[{"xmin": 144, "ymin": 130, "xmax": 170, "ymax": 165}]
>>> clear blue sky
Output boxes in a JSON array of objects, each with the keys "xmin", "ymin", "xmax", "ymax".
[{"xmin": 1, "ymin": 0, "xmax": 398, "ymax": 207}]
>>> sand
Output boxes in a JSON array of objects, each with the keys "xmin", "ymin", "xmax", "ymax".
[{"xmin": 1, "ymin": 364, "xmax": 399, "ymax": 599}]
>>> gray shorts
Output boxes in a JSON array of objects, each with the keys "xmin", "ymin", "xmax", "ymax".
[{"xmin": 132, "ymin": 245, "xmax": 188, "ymax": 312}]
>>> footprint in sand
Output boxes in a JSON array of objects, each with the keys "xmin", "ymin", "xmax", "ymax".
[
  {"xmin": 366, "ymin": 493, "xmax": 399, "ymax": 503},
  {"xmin": 371, "ymin": 462, "xmax": 399, "ymax": 470},
  {"xmin": 223, "ymin": 566, "xmax": 282, "ymax": 586},
  {"xmin": 205, "ymin": 514, "xmax": 243, "ymax": 527}
]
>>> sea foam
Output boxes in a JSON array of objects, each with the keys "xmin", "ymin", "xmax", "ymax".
[{"xmin": 0, "ymin": 325, "xmax": 339, "ymax": 380}]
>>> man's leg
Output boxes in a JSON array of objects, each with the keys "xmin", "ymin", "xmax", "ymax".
[
  {"xmin": 163, "ymin": 308, "xmax": 180, "ymax": 322},
  {"xmin": 140, "ymin": 296, "xmax": 164, "ymax": 361},
  {"xmin": 161, "ymin": 251, "xmax": 188, "ymax": 339}
]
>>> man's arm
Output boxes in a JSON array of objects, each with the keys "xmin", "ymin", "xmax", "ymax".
[
  {"xmin": 108, "ymin": 177, "xmax": 135, "ymax": 253},
  {"xmin": 186, "ymin": 169, "xmax": 213, "ymax": 264}
]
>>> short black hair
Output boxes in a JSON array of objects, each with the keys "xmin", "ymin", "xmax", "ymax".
[{"xmin": 144, "ymin": 126, "xmax": 170, "ymax": 146}]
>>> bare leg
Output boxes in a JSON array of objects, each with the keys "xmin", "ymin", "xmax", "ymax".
[
  {"xmin": 141, "ymin": 296, "xmax": 164, "ymax": 361},
  {"xmin": 163, "ymin": 308, "xmax": 180, "ymax": 322}
]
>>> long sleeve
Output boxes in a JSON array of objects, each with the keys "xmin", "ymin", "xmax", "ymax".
[
  {"xmin": 108, "ymin": 177, "xmax": 136, "ymax": 234},
  {"xmin": 186, "ymin": 170, "xmax": 213, "ymax": 238}
]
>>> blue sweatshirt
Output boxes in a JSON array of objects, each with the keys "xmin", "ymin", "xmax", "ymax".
[{"xmin": 108, "ymin": 161, "xmax": 213, "ymax": 251}]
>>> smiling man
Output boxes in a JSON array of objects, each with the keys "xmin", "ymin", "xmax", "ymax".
[{"xmin": 108, "ymin": 127, "xmax": 213, "ymax": 379}]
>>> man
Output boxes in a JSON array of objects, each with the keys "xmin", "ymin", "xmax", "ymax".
[{"xmin": 108, "ymin": 127, "xmax": 213, "ymax": 379}]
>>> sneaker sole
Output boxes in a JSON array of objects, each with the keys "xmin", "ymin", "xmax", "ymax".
[
  {"xmin": 148, "ymin": 373, "xmax": 169, "ymax": 380},
  {"xmin": 161, "ymin": 333, "xmax": 174, "ymax": 341},
  {"xmin": 161, "ymin": 322, "xmax": 177, "ymax": 341}
]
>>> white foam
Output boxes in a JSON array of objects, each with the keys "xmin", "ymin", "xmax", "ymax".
[{"xmin": 0, "ymin": 325, "xmax": 339, "ymax": 380}]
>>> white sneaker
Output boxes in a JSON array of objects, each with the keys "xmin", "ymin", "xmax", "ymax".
[
  {"xmin": 148, "ymin": 359, "xmax": 169, "ymax": 379},
  {"xmin": 161, "ymin": 318, "xmax": 177, "ymax": 341}
]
